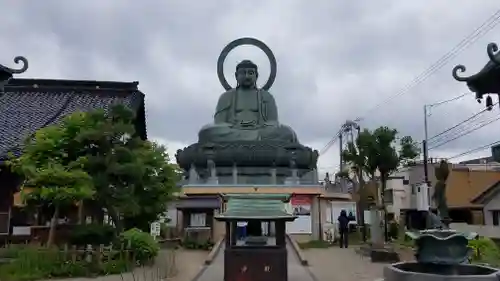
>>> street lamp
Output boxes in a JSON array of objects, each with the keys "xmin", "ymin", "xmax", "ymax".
[{"xmin": 0, "ymin": 56, "xmax": 29, "ymax": 93}]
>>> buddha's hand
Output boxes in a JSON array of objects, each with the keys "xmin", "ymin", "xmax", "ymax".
[{"xmin": 238, "ymin": 120, "xmax": 258, "ymax": 128}]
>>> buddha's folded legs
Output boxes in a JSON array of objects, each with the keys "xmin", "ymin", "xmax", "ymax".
[
  {"xmin": 199, "ymin": 123, "xmax": 298, "ymax": 143},
  {"xmin": 259, "ymin": 124, "xmax": 298, "ymax": 143},
  {"xmin": 199, "ymin": 123, "xmax": 259, "ymax": 143}
]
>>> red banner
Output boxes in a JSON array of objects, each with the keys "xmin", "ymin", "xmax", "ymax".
[{"xmin": 291, "ymin": 195, "xmax": 312, "ymax": 206}]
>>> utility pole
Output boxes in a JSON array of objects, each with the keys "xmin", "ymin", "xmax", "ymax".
[
  {"xmin": 423, "ymin": 105, "xmax": 431, "ymax": 229},
  {"xmin": 339, "ymin": 120, "xmax": 360, "ymax": 173},
  {"xmin": 423, "ymin": 105, "xmax": 430, "ymax": 185},
  {"xmin": 339, "ymin": 132, "xmax": 343, "ymax": 173}
]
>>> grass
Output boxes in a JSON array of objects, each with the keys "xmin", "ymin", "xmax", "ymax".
[{"xmin": 298, "ymin": 240, "xmax": 334, "ymax": 249}]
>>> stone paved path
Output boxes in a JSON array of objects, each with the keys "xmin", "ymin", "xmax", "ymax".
[
  {"xmin": 195, "ymin": 243, "xmax": 316, "ymax": 281},
  {"xmin": 303, "ymin": 247, "xmax": 385, "ymax": 281}
]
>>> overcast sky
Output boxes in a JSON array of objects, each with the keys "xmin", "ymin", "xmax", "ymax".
[{"xmin": 1, "ymin": 1, "xmax": 500, "ymax": 176}]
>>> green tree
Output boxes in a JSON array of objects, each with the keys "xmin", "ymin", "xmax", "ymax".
[
  {"xmin": 10, "ymin": 105, "xmax": 178, "ymax": 238},
  {"xmin": 342, "ymin": 127, "xmax": 420, "ymax": 243},
  {"xmin": 121, "ymin": 142, "xmax": 180, "ymax": 231},
  {"xmin": 341, "ymin": 129, "xmax": 378, "ymax": 242},
  {"xmin": 70, "ymin": 105, "xmax": 179, "ymax": 232},
  {"xmin": 9, "ymin": 124, "xmax": 94, "ymax": 247},
  {"xmin": 372, "ymin": 126, "xmax": 419, "ymax": 241}
]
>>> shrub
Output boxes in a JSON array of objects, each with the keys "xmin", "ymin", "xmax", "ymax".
[
  {"xmin": 0, "ymin": 246, "xmax": 87, "ymax": 281},
  {"xmin": 469, "ymin": 237, "xmax": 500, "ymax": 266},
  {"xmin": 120, "ymin": 228, "xmax": 159, "ymax": 265},
  {"xmin": 181, "ymin": 239, "xmax": 214, "ymax": 250},
  {"xmin": 70, "ymin": 224, "xmax": 116, "ymax": 246},
  {"xmin": 0, "ymin": 245, "xmax": 133, "ymax": 281}
]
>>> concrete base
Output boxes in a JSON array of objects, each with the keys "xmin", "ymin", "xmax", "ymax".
[{"xmin": 384, "ymin": 262, "xmax": 500, "ymax": 281}]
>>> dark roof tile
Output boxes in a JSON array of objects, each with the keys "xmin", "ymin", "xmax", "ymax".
[{"xmin": 0, "ymin": 78, "xmax": 145, "ymax": 160}]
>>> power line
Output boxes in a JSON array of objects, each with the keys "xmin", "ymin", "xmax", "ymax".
[
  {"xmin": 427, "ymin": 114, "xmax": 495, "ymax": 146},
  {"xmin": 427, "ymin": 102, "xmax": 499, "ymax": 144},
  {"xmin": 448, "ymin": 140, "xmax": 500, "ymax": 160},
  {"xmin": 319, "ymin": 129, "xmax": 341, "ymax": 155},
  {"xmin": 427, "ymin": 92, "xmax": 473, "ymax": 108},
  {"xmin": 319, "ymin": 9, "xmax": 500, "ymax": 156},
  {"xmin": 414, "ymin": 93, "xmax": 476, "ymax": 145},
  {"xmin": 429, "ymin": 115, "xmax": 500, "ymax": 149},
  {"xmin": 428, "ymin": 115, "xmax": 500, "ymax": 150},
  {"xmin": 319, "ymin": 121, "xmax": 359, "ymax": 156},
  {"xmin": 354, "ymin": 9, "xmax": 500, "ymax": 122}
]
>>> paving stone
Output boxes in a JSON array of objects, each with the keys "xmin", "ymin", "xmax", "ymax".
[{"xmin": 303, "ymin": 247, "xmax": 386, "ymax": 281}]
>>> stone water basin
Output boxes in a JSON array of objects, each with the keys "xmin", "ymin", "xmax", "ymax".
[{"xmin": 383, "ymin": 262, "xmax": 499, "ymax": 281}]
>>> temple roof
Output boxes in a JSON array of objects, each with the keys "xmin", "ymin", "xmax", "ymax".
[
  {"xmin": 452, "ymin": 42, "xmax": 500, "ymax": 97},
  {"xmin": 215, "ymin": 193, "xmax": 296, "ymax": 221},
  {"xmin": 0, "ymin": 78, "xmax": 146, "ymax": 161}
]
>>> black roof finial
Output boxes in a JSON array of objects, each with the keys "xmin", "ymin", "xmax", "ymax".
[
  {"xmin": 0, "ymin": 56, "xmax": 29, "ymax": 93},
  {"xmin": 487, "ymin": 42, "xmax": 500, "ymax": 65}
]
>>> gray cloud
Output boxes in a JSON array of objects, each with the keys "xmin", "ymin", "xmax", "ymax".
[{"xmin": 1, "ymin": 0, "xmax": 500, "ymax": 174}]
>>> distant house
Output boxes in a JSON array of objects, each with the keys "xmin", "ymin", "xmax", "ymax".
[
  {"xmin": 459, "ymin": 156, "xmax": 497, "ymax": 165},
  {"xmin": 0, "ymin": 78, "xmax": 147, "ymax": 240},
  {"xmin": 392, "ymin": 162, "xmax": 500, "ymax": 229},
  {"xmin": 471, "ymin": 180, "xmax": 500, "ymax": 226}
]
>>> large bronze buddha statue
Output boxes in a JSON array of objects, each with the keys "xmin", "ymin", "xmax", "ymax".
[
  {"xmin": 198, "ymin": 59, "xmax": 297, "ymax": 143},
  {"xmin": 176, "ymin": 38, "xmax": 318, "ymax": 184}
]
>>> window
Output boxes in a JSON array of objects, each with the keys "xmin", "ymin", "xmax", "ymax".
[
  {"xmin": 383, "ymin": 189, "xmax": 394, "ymax": 204},
  {"xmin": 491, "ymin": 211, "xmax": 500, "ymax": 226},
  {"xmin": 189, "ymin": 213, "xmax": 207, "ymax": 227}
]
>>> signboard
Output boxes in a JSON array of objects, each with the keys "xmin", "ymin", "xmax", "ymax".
[
  {"xmin": 286, "ymin": 195, "xmax": 312, "ymax": 234},
  {"xmin": 150, "ymin": 221, "xmax": 161, "ymax": 238}
]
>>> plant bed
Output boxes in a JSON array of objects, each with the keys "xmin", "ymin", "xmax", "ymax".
[
  {"xmin": 0, "ymin": 228, "xmax": 163, "ymax": 281},
  {"xmin": 298, "ymin": 240, "xmax": 334, "ymax": 249},
  {"xmin": 0, "ymin": 245, "xmax": 137, "ymax": 281},
  {"xmin": 181, "ymin": 239, "xmax": 214, "ymax": 251}
]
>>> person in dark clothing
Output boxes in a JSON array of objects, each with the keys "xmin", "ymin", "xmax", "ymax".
[{"xmin": 337, "ymin": 210, "xmax": 350, "ymax": 248}]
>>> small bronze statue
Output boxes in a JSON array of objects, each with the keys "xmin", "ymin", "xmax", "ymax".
[{"xmin": 432, "ymin": 160, "xmax": 450, "ymax": 226}]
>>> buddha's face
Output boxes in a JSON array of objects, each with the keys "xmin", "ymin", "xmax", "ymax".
[{"xmin": 235, "ymin": 67, "xmax": 258, "ymax": 88}]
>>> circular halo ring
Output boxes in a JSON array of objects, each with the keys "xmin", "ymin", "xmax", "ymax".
[{"xmin": 217, "ymin": 37, "xmax": 277, "ymax": 91}]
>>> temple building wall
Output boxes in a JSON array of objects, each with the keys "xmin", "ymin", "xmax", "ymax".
[
  {"xmin": 177, "ymin": 185, "xmax": 352, "ymax": 243},
  {"xmin": 213, "ymin": 208, "xmax": 226, "ymax": 240}
]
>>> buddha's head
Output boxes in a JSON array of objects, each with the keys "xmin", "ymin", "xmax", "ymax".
[{"xmin": 235, "ymin": 60, "xmax": 258, "ymax": 89}]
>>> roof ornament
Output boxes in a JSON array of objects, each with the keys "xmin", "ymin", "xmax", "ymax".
[
  {"xmin": 452, "ymin": 42, "xmax": 500, "ymax": 111},
  {"xmin": 0, "ymin": 56, "xmax": 29, "ymax": 93},
  {"xmin": 487, "ymin": 42, "xmax": 500, "ymax": 65}
]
